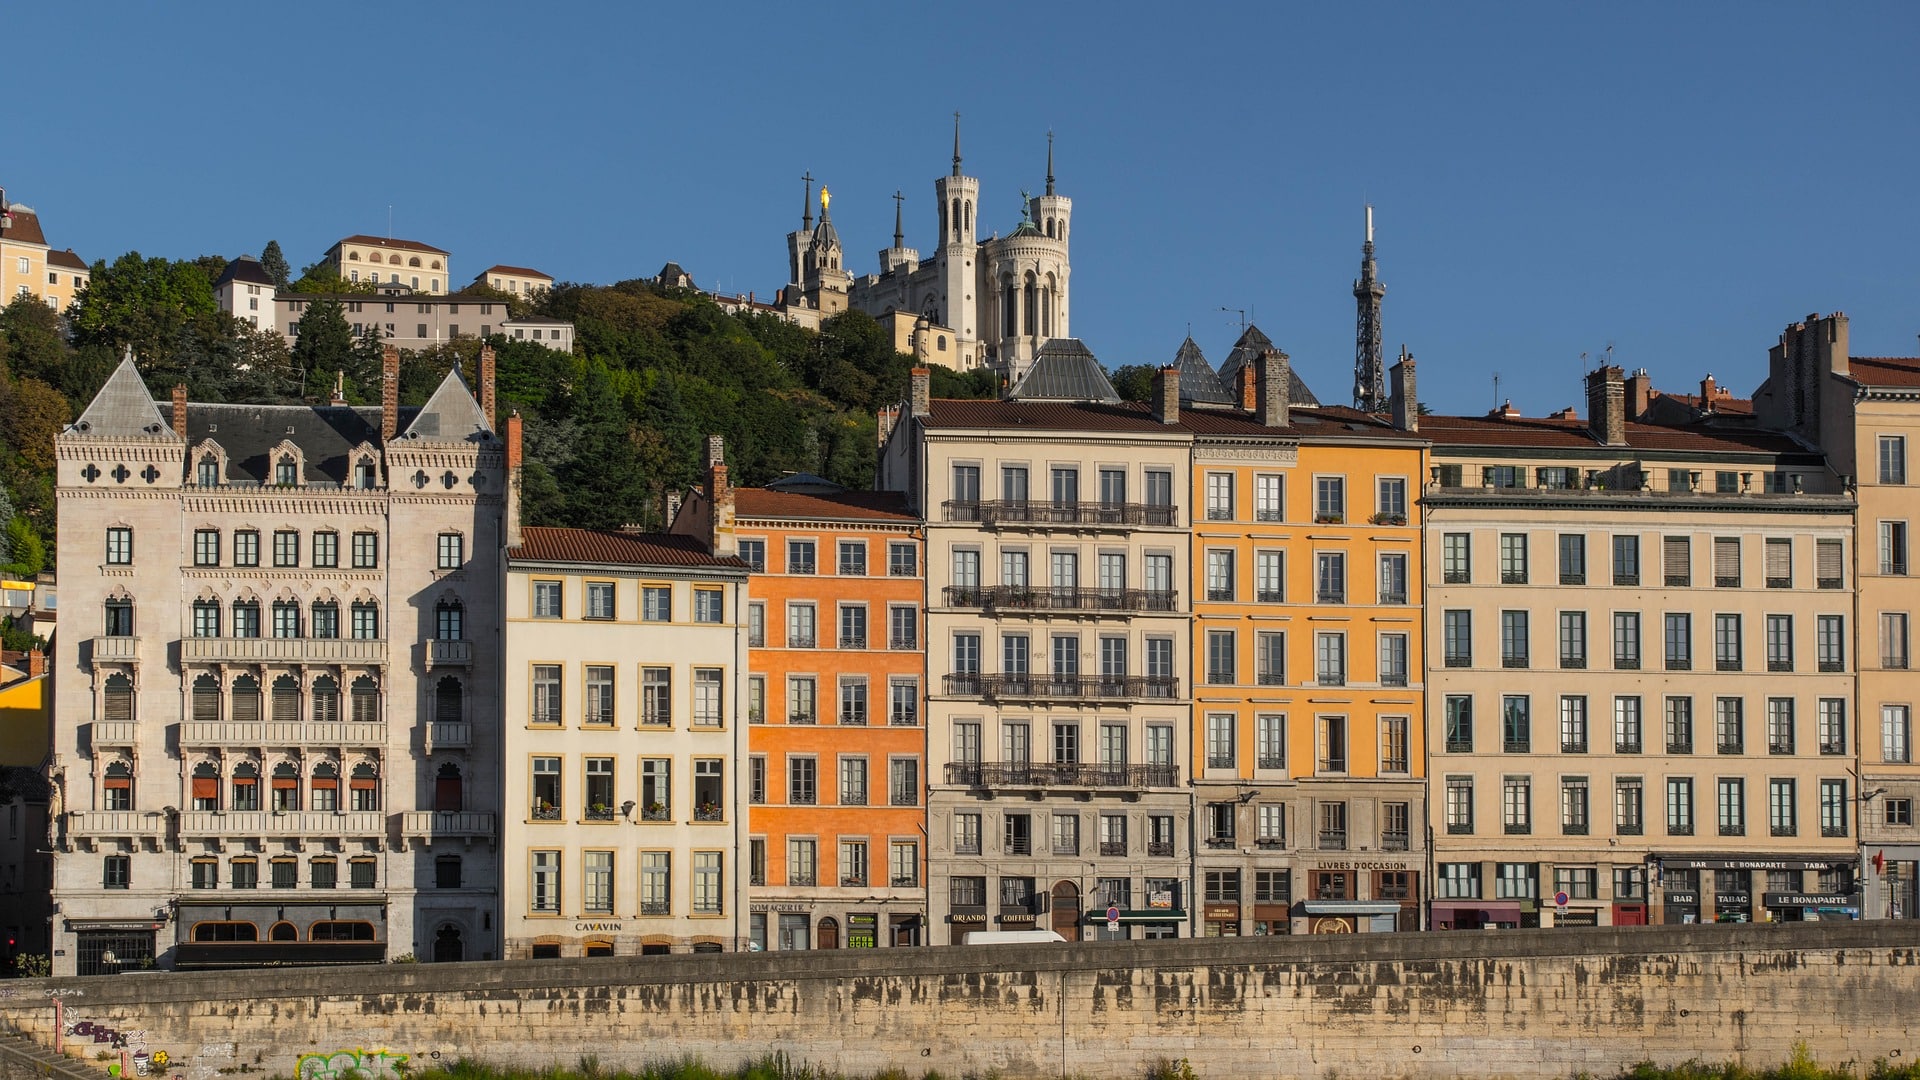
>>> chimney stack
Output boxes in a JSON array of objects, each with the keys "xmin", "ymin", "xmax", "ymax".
[
  {"xmin": 910, "ymin": 367, "xmax": 931, "ymax": 418},
  {"xmin": 1389, "ymin": 351, "xmax": 1417, "ymax": 432},
  {"xmin": 330, "ymin": 370, "xmax": 347, "ymax": 406},
  {"xmin": 876, "ymin": 405, "xmax": 897, "ymax": 448},
  {"xmin": 505, "ymin": 411, "xmax": 525, "ymax": 549},
  {"xmin": 1236, "ymin": 364, "xmax": 1258, "ymax": 412},
  {"xmin": 479, "ymin": 345, "xmax": 497, "ymax": 431},
  {"xmin": 1699, "ymin": 373, "xmax": 1718, "ymax": 413},
  {"xmin": 1258, "ymin": 349, "xmax": 1290, "ymax": 429},
  {"xmin": 381, "ymin": 344, "xmax": 400, "ymax": 441},
  {"xmin": 171, "ymin": 384, "xmax": 188, "ymax": 440},
  {"xmin": 706, "ymin": 435, "xmax": 736, "ymax": 557},
  {"xmin": 1625, "ymin": 368, "xmax": 1651, "ymax": 422},
  {"xmin": 1585, "ymin": 365, "xmax": 1627, "ymax": 446},
  {"xmin": 1153, "ymin": 366, "xmax": 1180, "ymax": 424}
]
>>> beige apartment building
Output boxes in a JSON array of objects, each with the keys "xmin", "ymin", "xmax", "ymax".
[
  {"xmin": 472, "ymin": 265, "xmax": 553, "ymax": 297},
  {"xmin": 325, "ymin": 235, "xmax": 450, "ymax": 294},
  {"xmin": 275, "ymin": 284, "xmax": 574, "ymax": 353},
  {"xmin": 0, "ymin": 199, "xmax": 90, "ymax": 310},
  {"xmin": 879, "ymin": 346, "xmax": 1194, "ymax": 943},
  {"xmin": 1424, "ymin": 365, "xmax": 1858, "ymax": 929},
  {"xmin": 49, "ymin": 348, "xmax": 506, "ymax": 976},
  {"xmin": 502, "ymin": 443, "xmax": 751, "ymax": 957},
  {"xmin": 1755, "ymin": 314, "xmax": 1920, "ymax": 920}
]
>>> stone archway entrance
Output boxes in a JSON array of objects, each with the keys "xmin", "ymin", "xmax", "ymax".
[
  {"xmin": 433, "ymin": 924, "xmax": 464, "ymax": 963},
  {"xmin": 1051, "ymin": 880, "xmax": 1081, "ymax": 940}
]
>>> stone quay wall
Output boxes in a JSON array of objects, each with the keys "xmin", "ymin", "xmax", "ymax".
[{"xmin": 3, "ymin": 923, "xmax": 1918, "ymax": 1080}]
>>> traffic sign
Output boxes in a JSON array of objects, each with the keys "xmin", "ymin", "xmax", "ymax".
[
  {"xmin": 1553, "ymin": 890, "xmax": 1570, "ymax": 908},
  {"xmin": 1106, "ymin": 904, "xmax": 1120, "ymax": 931}
]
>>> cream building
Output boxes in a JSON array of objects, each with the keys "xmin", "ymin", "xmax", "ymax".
[
  {"xmin": 0, "ymin": 198, "xmax": 90, "ymax": 311},
  {"xmin": 325, "ymin": 235, "xmax": 450, "ymax": 294},
  {"xmin": 501, "ymin": 470, "xmax": 751, "ymax": 957},
  {"xmin": 270, "ymin": 284, "xmax": 573, "ymax": 353},
  {"xmin": 879, "ymin": 346, "xmax": 1194, "ymax": 943},
  {"xmin": 49, "ymin": 348, "xmax": 506, "ymax": 976},
  {"xmin": 473, "ymin": 265, "xmax": 553, "ymax": 297},
  {"xmin": 1424, "ymin": 365, "xmax": 1858, "ymax": 929},
  {"xmin": 212, "ymin": 256, "xmax": 278, "ymax": 333},
  {"xmin": 1754, "ymin": 314, "xmax": 1920, "ymax": 920}
]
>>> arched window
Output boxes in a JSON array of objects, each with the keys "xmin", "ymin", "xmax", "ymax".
[
  {"xmin": 271, "ymin": 600, "xmax": 301, "ymax": 638},
  {"xmin": 231, "ymin": 761, "xmax": 260, "ymax": 811},
  {"xmin": 103, "ymin": 674, "xmax": 134, "ymax": 724},
  {"xmin": 350, "ymin": 601, "xmax": 379, "ymax": 639},
  {"xmin": 388, "ymin": 254, "xmax": 401, "ymax": 265},
  {"xmin": 271, "ymin": 762, "xmax": 300, "ymax": 811},
  {"xmin": 350, "ymin": 676, "xmax": 379, "ymax": 724},
  {"xmin": 435, "ymin": 762, "xmax": 463, "ymax": 812},
  {"xmin": 950, "ymin": 198, "xmax": 960, "ymax": 240},
  {"xmin": 433, "ymin": 923, "xmax": 463, "ymax": 962},
  {"xmin": 1003, "ymin": 282, "xmax": 1017, "ymax": 338},
  {"xmin": 231, "ymin": 674, "xmax": 262, "ymax": 723},
  {"xmin": 191, "ymin": 599, "xmax": 221, "ymax": 638},
  {"xmin": 348, "ymin": 252, "xmax": 361, "ymax": 262},
  {"xmin": 435, "ymin": 676, "xmax": 463, "ymax": 724},
  {"xmin": 103, "ymin": 761, "xmax": 133, "ymax": 810},
  {"xmin": 431, "ymin": 260, "xmax": 441, "ymax": 270},
  {"xmin": 197, "ymin": 455, "xmax": 220, "ymax": 487},
  {"xmin": 312, "ymin": 600, "xmax": 340, "ymax": 640},
  {"xmin": 1023, "ymin": 274, "xmax": 1037, "ymax": 338},
  {"xmin": 103, "ymin": 596, "xmax": 134, "ymax": 636},
  {"xmin": 354, "ymin": 460, "xmax": 376, "ymax": 490},
  {"xmin": 275, "ymin": 456, "xmax": 297, "ymax": 486},
  {"xmin": 271, "ymin": 675, "xmax": 300, "ymax": 722},
  {"xmin": 436, "ymin": 600, "xmax": 463, "ymax": 641},
  {"xmin": 311, "ymin": 675, "xmax": 340, "ymax": 723},
  {"xmin": 232, "ymin": 599, "xmax": 262, "ymax": 639},
  {"xmin": 191, "ymin": 673, "xmax": 221, "ymax": 723},
  {"xmin": 269, "ymin": 921, "xmax": 298, "ymax": 941},
  {"xmin": 311, "ymin": 762, "xmax": 339, "ymax": 811},
  {"xmin": 191, "ymin": 761, "xmax": 220, "ymax": 810},
  {"xmin": 937, "ymin": 335, "xmax": 948, "ymax": 352},
  {"xmin": 408, "ymin": 256, "xmax": 421, "ymax": 268},
  {"xmin": 350, "ymin": 763, "xmax": 379, "ymax": 811}
]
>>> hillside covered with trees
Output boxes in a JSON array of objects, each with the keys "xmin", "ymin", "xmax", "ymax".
[{"xmin": 0, "ymin": 249, "xmax": 1000, "ymax": 580}]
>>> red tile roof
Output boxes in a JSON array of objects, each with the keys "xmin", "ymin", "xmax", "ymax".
[
  {"xmin": 924, "ymin": 399, "xmax": 1180, "ymax": 433},
  {"xmin": 1651, "ymin": 390, "xmax": 1753, "ymax": 415},
  {"xmin": 1420, "ymin": 413, "xmax": 1810, "ymax": 455},
  {"xmin": 0, "ymin": 206, "xmax": 48, "ymax": 246},
  {"xmin": 477, "ymin": 264, "xmax": 551, "ymax": 279},
  {"xmin": 508, "ymin": 527, "xmax": 749, "ymax": 569},
  {"xmin": 1180, "ymin": 404, "xmax": 1426, "ymax": 441},
  {"xmin": 47, "ymin": 248, "xmax": 88, "ymax": 270},
  {"xmin": 333, "ymin": 234, "xmax": 449, "ymax": 255},
  {"xmin": 1849, "ymin": 357, "xmax": 1920, "ymax": 388},
  {"xmin": 734, "ymin": 488, "xmax": 916, "ymax": 522}
]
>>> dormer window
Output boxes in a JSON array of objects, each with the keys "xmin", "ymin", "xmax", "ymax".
[
  {"xmin": 197, "ymin": 455, "xmax": 220, "ymax": 487},
  {"xmin": 275, "ymin": 456, "xmax": 297, "ymax": 486},
  {"xmin": 355, "ymin": 460, "xmax": 376, "ymax": 490}
]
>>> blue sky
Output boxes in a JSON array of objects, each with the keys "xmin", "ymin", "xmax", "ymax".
[{"xmin": 9, "ymin": 3, "xmax": 1918, "ymax": 415}]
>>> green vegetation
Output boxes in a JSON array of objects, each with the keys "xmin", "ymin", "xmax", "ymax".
[
  {"xmin": 1608, "ymin": 1043, "xmax": 1920, "ymax": 1079},
  {"xmin": 386, "ymin": 1056, "xmax": 1005, "ymax": 1080}
]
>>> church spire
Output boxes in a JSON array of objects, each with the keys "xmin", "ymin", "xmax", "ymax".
[
  {"xmin": 801, "ymin": 171, "xmax": 814, "ymax": 230},
  {"xmin": 952, "ymin": 111, "xmax": 963, "ymax": 177},
  {"xmin": 1045, "ymin": 130, "xmax": 1055, "ymax": 196},
  {"xmin": 1352, "ymin": 205, "xmax": 1387, "ymax": 414},
  {"xmin": 893, "ymin": 190, "xmax": 905, "ymax": 248}
]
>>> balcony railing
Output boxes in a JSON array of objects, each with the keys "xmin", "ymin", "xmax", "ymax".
[
  {"xmin": 1318, "ymin": 829, "xmax": 1348, "ymax": 851},
  {"xmin": 840, "ymin": 709, "xmax": 868, "ymax": 726},
  {"xmin": 1147, "ymin": 841, "xmax": 1175, "ymax": 857},
  {"xmin": 181, "ymin": 721, "xmax": 387, "ymax": 747},
  {"xmin": 941, "ymin": 585, "xmax": 1179, "ymax": 614},
  {"xmin": 890, "ymin": 709, "xmax": 919, "ymax": 726},
  {"xmin": 182, "ymin": 637, "xmax": 387, "ymax": 664},
  {"xmin": 91, "ymin": 635, "xmax": 140, "ymax": 664},
  {"xmin": 65, "ymin": 810, "xmax": 169, "ymax": 841},
  {"xmin": 943, "ymin": 673, "xmax": 1180, "ymax": 702},
  {"xmin": 945, "ymin": 762, "xmax": 1181, "ymax": 790},
  {"xmin": 839, "ymin": 635, "xmax": 868, "ymax": 650},
  {"xmin": 890, "ymin": 635, "xmax": 918, "ymax": 650},
  {"xmin": 89, "ymin": 722, "xmax": 139, "ymax": 748},
  {"xmin": 942, "ymin": 499, "xmax": 1179, "ymax": 529},
  {"xmin": 788, "ymin": 632, "xmax": 816, "ymax": 649},
  {"xmin": 427, "ymin": 721, "xmax": 471, "ymax": 749},
  {"xmin": 1099, "ymin": 841, "xmax": 1127, "ymax": 857},
  {"xmin": 401, "ymin": 811, "xmax": 495, "ymax": 841},
  {"xmin": 181, "ymin": 810, "xmax": 386, "ymax": 838},
  {"xmin": 1381, "ymin": 833, "xmax": 1410, "ymax": 851},
  {"xmin": 427, "ymin": 639, "xmax": 472, "ymax": 668}
]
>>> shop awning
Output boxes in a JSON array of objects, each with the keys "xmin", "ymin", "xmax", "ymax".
[
  {"xmin": 1430, "ymin": 903, "xmax": 1525, "ymax": 923},
  {"xmin": 1302, "ymin": 901, "xmax": 1403, "ymax": 916},
  {"xmin": 1081, "ymin": 909, "xmax": 1186, "ymax": 923}
]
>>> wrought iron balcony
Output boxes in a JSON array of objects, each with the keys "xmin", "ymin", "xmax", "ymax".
[
  {"xmin": 941, "ymin": 585, "xmax": 1179, "ymax": 614},
  {"xmin": 944, "ymin": 762, "xmax": 1181, "ymax": 790},
  {"xmin": 942, "ymin": 499, "xmax": 1179, "ymax": 529},
  {"xmin": 942, "ymin": 673, "xmax": 1180, "ymax": 702},
  {"xmin": 1147, "ymin": 841, "xmax": 1175, "ymax": 857}
]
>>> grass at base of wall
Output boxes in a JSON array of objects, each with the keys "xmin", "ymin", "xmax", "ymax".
[{"xmin": 1603, "ymin": 1043, "xmax": 1920, "ymax": 1080}]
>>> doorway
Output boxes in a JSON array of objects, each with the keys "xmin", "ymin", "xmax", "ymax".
[
  {"xmin": 433, "ymin": 924, "xmax": 464, "ymax": 963},
  {"xmin": 1051, "ymin": 880, "xmax": 1081, "ymax": 940},
  {"xmin": 817, "ymin": 917, "xmax": 840, "ymax": 950}
]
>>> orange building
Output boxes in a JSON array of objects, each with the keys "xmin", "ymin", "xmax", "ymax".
[{"xmin": 704, "ymin": 473, "xmax": 926, "ymax": 950}]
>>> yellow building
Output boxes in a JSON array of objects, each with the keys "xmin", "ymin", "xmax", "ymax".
[
  {"xmin": 0, "ymin": 200, "xmax": 90, "ymax": 311},
  {"xmin": 1178, "ymin": 337, "xmax": 1428, "ymax": 934},
  {"xmin": 324, "ymin": 235, "xmax": 450, "ymax": 293},
  {"xmin": 0, "ymin": 651, "xmax": 52, "ymax": 967}
]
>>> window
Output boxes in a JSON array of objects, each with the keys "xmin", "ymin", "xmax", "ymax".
[
  {"xmin": 434, "ymin": 532, "xmax": 464, "ymax": 570},
  {"xmin": 1314, "ymin": 476, "xmax": 1344, "ymax": 522},
  {"xmin": 1562, "ymin": 777, "xmax": 1590, "ymax": 835},
  {"xmin": 1883, "ymin": 522, "xmax": 1908, "ymax": 575},
  {"xmin": 1315, "ymin": 552, "xmax": 1345, "ymax": 603},
  {"xmin": 584, "ymin": 582, "xmax": 615, "ymax": 620},
  {"xmin": 788, "ymin": 756, "xmax": 817, "ymax": 805},
  {"xmin": 1315, "ymin": 633, "xmax": 1346, "ymax": 686},
  {"xmin": 1614, "ymin": 696, "xmax": 1643, "ymax": 754},
  {"xmin": 1766, "ymin": 615, "xmax": 1794, "ymax": 672},
  {"xmin": 1500, "ymin": 610, "xmax": 1529, "ymax": 668},
  {"xmin": 1499, "ymin": 533, "xmax": 1528, "ymax": 584},
  {"xmin": 1203, "ymin": 549, "xmax": 1234, "ymax": 602},
  {"xmin": 1439, "ymin": 862, "xmax": 1481, "ymax": 899},
  {"xmin": 838, "ymin": 540, "xmax": 868, "ymax": 576},
  {"xmin": 1502, "ymin": 695, "xmax": 1530, "ymax": 753},
  {"xmin": 1889, "ymin": 799, "xmax": 1915, "ymax": 827},
  {"xmin": 1755, "ymin": 537, "xmax": 1790, "ymax": 589},
  {"xmin": 105, "ymin": 526, "xmax": 133, "ymax": 565},
  {"xmin": 1768, "ymin": 778, "xmax": 1798, "ymax": 837},
  {"xmin": 1442, "ymin": 533, "xmax": 1470, "ymax": 583},
  {"xmin": 693, "ymin": 852, "xmax": 724, "ymax": 914},
  {"xmin": 194, "ymin": 529, "xmax": 220, "ymax": 566},
  {"xmin": 349, "ymin": 601, "xmax": 378, "ymax": 639},
  {"xmin": 1716, "ymin": 697, "xmax": 1745, "ymax": 754},
  {"xmin": 641, "ymin": 586, "xmax": 671, "ymax": 622},
  {"xmin": 104, "ymin": 597, "xmax": 134, "ymax": 637},
  {"xmin": 313, "ymin": 531, "xmax": 338, "ymax": 568},
  {"xmin": 739, "ymin": 539, "xmax": 766, "ymax": 572},
  {"xmin": 1496, "ymin": 863, "xmax": 1537, "ymax": 900},
  {"xmin": 788, "ymin": 676, "xmax": 817, "ymax": 724},
  {"xmin": 583, "ymin": 851, "xmax": 613, "ymax": 915},
  {"xmin": 1766, "ymin": 699, "xmax": 1795, "ymax": 755},
  {"xmin": 1379, "ymin": 632, "xmax": 1408, "ymax": 687},
  {"xmin": 1444, "ymin": 696, "xmax": 1473, "ymax": 753},
  {"xmin": 1717, "ymin": 778, "xmax": 1746, "ymax": 836},
  {"xmin": 1820, "ymin": 779, "xmax": 1848, "ymax": 837},
  {"xmin": 1050, "ymin": 466, "xmax": 1079, "ymax": 505},
  {"xmin": 1255, "ymin": 713, "xmax": 1286, "ymax": 771},
  {"xmin": 584, "ymin": 666, "xmax": 614, "ymax": 726},
  {"xmin": 275, "ymin": 601, "xmax": 302, "ymax": 638},
  {"xmin": 1559, "ymin": 534, "xmax": 1586, "ymax": 585},
  {"xmin": 1880, "ymin": 434, "xmax": 1907, "ymax": 485},
  {"xmin": 1714, "ymin": 614, "xmax": 1743, "ymax": 671},
  {"xmin": 1613, "ymin": 612, "xmax": 1640, "ymax": 670},
  {"xmin": 1560, "ymin": 696, "xmax": 1589, "ymax": 753},
  {"xmin": 232, "ymin": 600, "xmax": 261, "ymax": 638},
  {"xmin": 1817, "ymin": 538, "xmax": 1844, "ymax": 589},
  {"xmin": 888, "ymin": 542, "xmax": 916, "ymax": 577},
  {"xmin": 1205, "ymin": 630, "xmax": 1235, "ymax": 685},
  {"xmin": 1885, "ymin": 613, "xmax": 1911, "ymax": 669},
  {"xmin": 233, "ymin": 530, "xmax": 259, "ymax": 567},
  {"xmin": 642, "ymin": 852, "xmax": 672, "ymax": 911},
  {"xmin": 845, "ymin": 838, "xmax": 873, "ymax": 886},
  {"xmin": 1377, "ymin": 476, "xmax": 1407, "ymax": 520},
  {"xmin": 1205, "ymin": 713, "xmax": 1235, "ymax": 769},
  {"xmin": 1443, "ymin": 610, "xmax": 1471, "ymax": 667},
  {"xmin": 1662, "ymin": 535, "xmax": 1690, "ymax": 586},
  {"xmin": 1052, "ymin": 812, "xmax": 1081, "ymax": 856},
  {"xmin": 1666, "ymin": 777, "xmax": 1693, "ymax": 836},
  {"xmin": 1378, "ymin": 552, "xmax": 1408, "ymax": 604},
  {"xmin": 351, "ymin": 532, "xmax": 378, "ymax": 569},
  {"xmin": 1317, "ymin": 801, "xmax": 1348, "ymax": 850},
  {"xmin": 1205, "ymin": 473, "xmax": 1234, "ymax": 520},
  {"xmin": 1380, "ymin": 715, "xmax": 1409, "ymax": 773},
  {"xmin": 1884, "ymin": 705, "xmax": 1911, "ymax": 764},
  {"xmin": 1255, "ymin": 474, "xmax": 1283, "ymax": 521},
  {"xmin": 1666, "ymin": 696, "xmax": 1695, "ymax": 754},
  {"xmin": 954, "ymin": 813, "xmax": 982, "ymax": 855},
  {"xmin": 1502, "ymin": 776, "xmax": 1532, "ymax": 834},
  {"xmin": 1663, "ymin": 613, "xmax": 1692, "ymax": 670},
  {"xmin": 837, "ymin": 604, "xmax": 867, "ymax": 649},
  {"xmin": 1316, "ymin": 716, "xmax": 1348, "ymax": 774},
  {"xmin": 1711, "ymin": 537, "xmax": 1741, "ymax": 588},
  {"xmin": 1612, "ymin": 535, "xmax": 1640, "ymax": 586},
  {"xmin": 1817, "ymin": 699, "xmax": 1847, "ymax": 756},
  {"xmin": 1559, "ymin": 611, "xmax": 1587, "ymax": 668},
  {"xmin": 1817, "ymin": 615, "xmax": 1844, "ymax": 671},
  {"xmin": 788, "ymin": 603, "xmax": 816, "ymax": 648},
  {"xmin": 531, "ymin": 665, "xmax": 562, "ymax": 726}
]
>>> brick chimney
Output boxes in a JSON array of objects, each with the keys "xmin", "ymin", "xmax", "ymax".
[
  {"xmin": 1236, "ymin": 364, "xmax": 1258, "ymax": 412},
  {"xmin": 1153, "ymin": 366, "xmax": 1180, "ymax": 424},
  {"xmin": 1585, "ymin": 365, "xmax": 1627, "ymax": 446},
  {"xmin": 26, "ymin": 649, "xmax": 47, "ymax": 679},
  {"xmin": 1258, "ymin": 349, "xmax": 1290, "ymax": 429},
  {"xmin": 1699, "ymin": 373, "xmax": 1719, "ymax": 413},
  {"xmin": 1625, "ymin": 368, "xmax": 1652, "ymax": 422},
  {"xmin": 171, "ymin": 384, "xmax": 188, "ymax": 440},
  {"xmin": 479, "ymin": 345, "xmax": 497, "ymax": 432},
  {"xmin": 505, "ymin": 411, "xmax": 525, "ymax": 549},
  {"xmin": 381, "ymin": 344, "xmax": 401, "ymax": 441},
  {"xmin": 910, "ymin": 367, "xmax": 930, "ymax": 418},
  {"xmin": 1390, "ymin": 352, "xmax": 1417, "ymax": 432},
  {"xmin": 707, "ymin": 435, "xmax": 736, "ymax": 557}
]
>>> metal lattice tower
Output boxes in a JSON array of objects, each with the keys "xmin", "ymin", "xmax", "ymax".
[{"xmin": 1353, "ymin": 205, "xmax": 1387, "ymax": 413}]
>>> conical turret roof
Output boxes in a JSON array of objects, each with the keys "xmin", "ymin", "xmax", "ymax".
[
  {"xmin": 1006, "ymin": 339, "xmax": 1120, "ymax": 403},
  {"xmin": 1173, "ymin": 337, "xmax": 1233, "ymax": 406},
  {"xmin": 69, "ymin": 351, "xmax": 174, "ymax": 438},
  {"xmin": 1218, "ymin": 325, "xmax": 1320, "ymax": 408}
]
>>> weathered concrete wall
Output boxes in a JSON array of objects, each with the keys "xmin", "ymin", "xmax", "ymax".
[{"xmin": 4, "ymin": 924, "xmax": 1918, "ymax": 1080}]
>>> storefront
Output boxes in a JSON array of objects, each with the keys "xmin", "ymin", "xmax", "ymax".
[
  {"xmin": 1761, "ymin": 893, "xmax": 1860, "ymax": 921},
  {"xmin": 1203, "ymin": 903, "xmax": 1240, "ymax": 937},
  {"xmin": 67, "ymin": 919, "xmax": 162, "ymax": 976},
  {"xmin": 1650, "ymin": 854, "xmax": 1854, "ymax": 925},
  {"xmin": 1300, "ymin": 900, "xmax": 1402, "ymax": 934},
  {"xmin": 1661, "ymin": 891, "xmax": 1701, "ymax": 925},
  {"xmin": 1428, "ymin": 903, "xmax": 1524, "ymax": 930},
  {"xmin": 1082, "ymin": 909, "xmax": 1187, "ymax": 941}
]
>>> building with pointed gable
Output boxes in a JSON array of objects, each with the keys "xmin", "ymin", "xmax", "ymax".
[{"xmin": 48, "ymin": 346, "xmax": 506, "ymax": 976}]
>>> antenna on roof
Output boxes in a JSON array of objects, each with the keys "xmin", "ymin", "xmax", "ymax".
[
  {"xmin": 387, "ymin": 206, "xmax": 393, "ymax": 240},
  {"xmin": 1219, "ymin": 306, "xmax": 1247, "ymax": 332},
  {"xmin": 1492, "ymin": 371, "xmax": 1501, "ymax": 408}
]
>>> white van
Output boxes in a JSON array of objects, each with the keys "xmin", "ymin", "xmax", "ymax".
[{"xmin": 962, "ymin": 929, "xmax": 1067, "ymax": 945}]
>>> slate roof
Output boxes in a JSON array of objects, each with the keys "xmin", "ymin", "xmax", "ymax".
[
  {"xmin": 48, "ymin": 248, "xmax": 88, "ymax": 271},
  {"xmin": 216, "ymin": 256, "xmax": 274, "ymax": 287},
  {"xmin": 1006, "ymin": 338, "xmax": 1120, "ymax": 403},
  {"xmin": 0, "ymin": 206, "xmax": 48, "ymax": 246},
  {"xmin": 1419, "ymin": 413, "xmax": 1818, "ymax": 457},
  {"xmin": 1173, "ymin": 337, "xmax": 1234, "ymax": 406},
  {"xmin": 1217, "ymin": 324, "xmax": 1321, "ymax": 407},
  {"xmin": 186, "ymin": 403, "xmax": 417, "ymax": 485},
  {"xmin": 656, "ymin": 262, "xmax": 692, "ymax": 283},
  {"xmin": 334, "ymin": 234, "xmax": 448, "ymax": 255},
  {"xmin": 401, "ymin": 367, "xmax": 492, "ymax": 443},
  {"xmin": 925, "ymin": 398, "xmax": 1177, "ymax": 434},
  {"xmin": 68, "ymin": 354, "xmax": 172, "ymax": 439},
  {"xmin": 735, "ymin": 486, "xmax": 916, "ymax": 522},
  {"xmin": 508, "ymin": 527, "xmax": 750, "ymax": 570}
]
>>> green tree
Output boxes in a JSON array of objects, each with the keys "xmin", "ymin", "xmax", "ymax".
[
  {"xmin": 68, "ymin": 252, "xmax": 217, "ymax": 360},
  {"xmin": 0, "ymin": 517, "xmax": 44, "ymax": 578},
  {"xmin": 557, "ymin": 360, "xmax": 649, "ymax": 530},
  {"xmin": 292, "ymin": 297, "xmax": 361, "ymax": 399},
  {"xmin": 0, "ymin": 377, "xmax": 72, "ymax": 473},
  {"xmin": 288, "ymin": 260, "xmax": 372, "ymax": 295},
  {"xmin": 259, "ymin": 240, "xmax": 291, "ymax": 288},
  {"xmin": 0, "ymin": 294, "xmax": 70, "ymax": 385},
  {"xmin": 1109, "ymin": 364, "xmax": 1156, "ymax": 403}
]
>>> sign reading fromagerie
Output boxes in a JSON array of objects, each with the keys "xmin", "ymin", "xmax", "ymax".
[{"xmin": 751, "ymin": 903, "xmax": 814, "ymax": 913}]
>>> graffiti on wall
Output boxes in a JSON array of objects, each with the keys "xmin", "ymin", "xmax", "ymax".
[{"xmin": 296, "ymin": 1049, "xmax": 411, "ymax": 1080}]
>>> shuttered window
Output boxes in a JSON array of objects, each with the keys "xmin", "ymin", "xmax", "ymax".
[
  {"xmin": 1816, "ymin": 539, "xmax": 1844, "ymax": 589},
  {"xmin": 1663, "ymin": 536, "xmax": 1691, "ymax": 586},
  {"xmin": 1713, "ymin": 538, "xmax": 1741, "ymax": 588},
  {"xmin": 231, "ymin": 677, "xmax": 261, "ymax": 723},
  {"xmin": 192, "ymin": 675, "xmax": 220, "ymax": 722},
  {"xmin": 1765, "ymin": 538, "xmax": 1793, "ymax": 588},
  {"xmin": 272, "ymin": 678, "xmax": 299, "ymax": 722},
  {"xmin": 191, "ymin": 776, "xmax": 219, "ymax": 800},
  {"xmin": 104, "ymin": 674, "xmax": 134, "ymax": 723}
]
